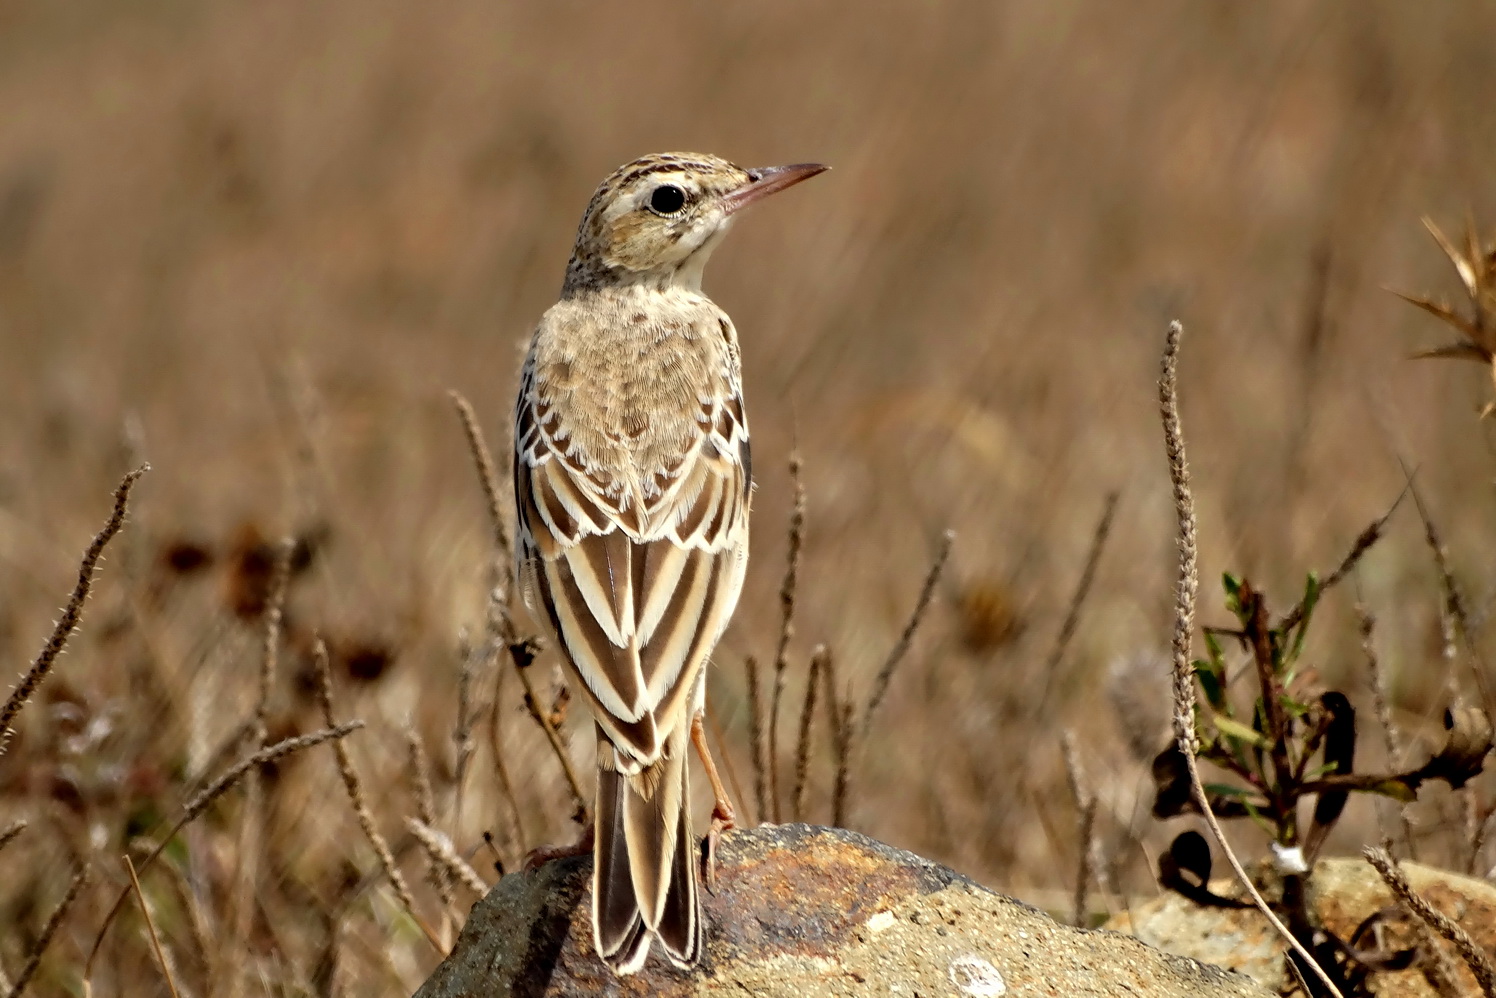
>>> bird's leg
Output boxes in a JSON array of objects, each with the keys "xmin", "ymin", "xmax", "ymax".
[
  {"xmin": 690, "ymin": 710, "xmax": 736, "ymax": 891},
  {"xmin": 522, "ymin": 822, "xmax": 594, "ymax": 871}
]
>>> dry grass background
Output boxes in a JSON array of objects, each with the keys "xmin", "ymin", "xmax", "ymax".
[{"xmin": 3, "ymin": 2, "xmax": 1496, "ymax": 994}]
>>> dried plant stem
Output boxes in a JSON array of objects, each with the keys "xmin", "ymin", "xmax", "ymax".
[
  {"xmin": 451, "ymin": 626, "xmax": 480, "ymax": 857},
  {"xmin": 507, "ymin": 633, "xmax": 588, "ymax": 823},
  {"xmin": 1404, "ymin": 465, "xmax": 1496, "ymax": 712},
  {"xmin": 862, "ymin": 529, "xmax": 954, "ymax": 732},
  {"xmin": 768, "ymin": 453, "xmax": 806, "ymax": 823},
  {"xmin": 487, "ymin": 669, "xmax": 527, "ymax": 855},
  {"xmin": 1158, "ymin": 320, "xmax": 1343, "ymax": 998},
  {"xmin": 1060, "ymin": 731, "xmax": 1096, "ymax": 927},
  {"xmin": 1357, "ymin": 605, "xmax": 1414, "ymax": 858},
  {"xmin": 1364, "ymin": 847, "xmax": 1496, "ymax": 997},
  {"xmin": 452, "ymin": 390, "xmax": 586, "ymax": 829},
  {"xmin": 85, "ymin": 723, "xmax": 363, "ymax": 987},
  {"xmin": 405, "ymin": 818, "xmax": 489, "ymax": 897},
  {"xmin": 1, "ymin": 466, "xmax": 147, "ymax": 754},
  {"xmin": 1040, "ymin": 493, "xmax": 1119, "ymax": 712},
  {"xmin": 161, "ymin": 859, "xmax": 213, "ymax": 995},
  {"xmin": 126, "ymin": 855, "xmax": 183, "ymax": 998},
  {"xmin": 744, "ymin": 655, "xmax": 769, "ymax": 823},
  {"xmin": 1275, "ymin": 485, "xmax": 1408, "ymax": 635},
  {"xmin": 448, "ymin": 390, "xmax": 513, "ymax": 582},
  {"xmin": 227, "ymin": 537, "xmax": 292, "ymax": 998},
  {"xmin": 821, "ymin": 648, "xmax": 853, "ymax": 827},
  {"xmin": 6, "ymin": 864, "xmax": 88, "ymax": 998},
  {"xmin": 312, "ymin": 640, "xmax": 437, "ymax": 951},
  {"xmin": 791, "ymin": 646, "xmax": 826, "ymax": 822},
  {"xmin": 406, "ymin": 726, "xmax": 456, "ymax": 920}
]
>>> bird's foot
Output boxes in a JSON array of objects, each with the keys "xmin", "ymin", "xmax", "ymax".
[
  {"xmin": 523, "ymin": 824, "xmax": 595, "ymax": 871},
  {"xmin": 703, "ymin": 799, "xmax": 736, "ymax": 893}
]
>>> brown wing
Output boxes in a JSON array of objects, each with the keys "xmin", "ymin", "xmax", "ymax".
[{"xmin": 513, "ymin": 337, "xmax": 750, "ymax": 769}]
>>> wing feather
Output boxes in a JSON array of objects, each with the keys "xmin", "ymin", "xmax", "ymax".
[{"xmin": 513, "ymin": 312, "xmax": 750, "ymax": 769}]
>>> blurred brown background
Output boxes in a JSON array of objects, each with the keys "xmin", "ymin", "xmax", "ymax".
[{"xmin": 3, "ymin": 2, "xmax": 1496, "ymax": 994}]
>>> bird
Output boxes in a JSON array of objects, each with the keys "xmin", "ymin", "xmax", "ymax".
[{"xmin": 512, "ymin": 152, "xmax": 826, "ymax": 974}]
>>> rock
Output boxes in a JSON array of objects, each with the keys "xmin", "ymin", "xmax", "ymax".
[
  {"xmin": 1108, "ymin": 856, "xmax": 1496, "ymax": 996},
  {"xmin": 415, "ymin": 823, "xmax": 1272, "ymax": 997}
]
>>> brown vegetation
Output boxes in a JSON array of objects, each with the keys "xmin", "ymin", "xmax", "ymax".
[{"xmin": 3, "ymin": 3, "xmax": 1496, "ymax": 995}]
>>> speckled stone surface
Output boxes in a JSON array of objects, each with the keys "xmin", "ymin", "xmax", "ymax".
[{"xmin": 414, "ymin": 823, "xmax": 1271, "ymax": 997}]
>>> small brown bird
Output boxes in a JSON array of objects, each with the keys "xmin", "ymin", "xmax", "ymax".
[{"xmin": 513, "ymin": 152, "xmax": 826, "ymax": 973}]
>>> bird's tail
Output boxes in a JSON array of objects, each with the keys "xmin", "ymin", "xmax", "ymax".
[{"xmin": 593, "ymin": 733, "xmax": 701, "ymax": 974}]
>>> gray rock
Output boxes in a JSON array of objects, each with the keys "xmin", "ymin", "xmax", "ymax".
[{"xmin": 415, "ymin": 824, "xmax": 1271, "ymax": 997}]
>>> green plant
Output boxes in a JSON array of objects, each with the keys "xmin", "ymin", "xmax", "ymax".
[{"xmin": 1152, "ymin": 568, "xmax": 1494, "ymax": 995}]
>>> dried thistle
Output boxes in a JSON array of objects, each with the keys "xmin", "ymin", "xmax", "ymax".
[{"xmin": 1397, "ymin": 215, "xmax": 1496, "ymax": 417}]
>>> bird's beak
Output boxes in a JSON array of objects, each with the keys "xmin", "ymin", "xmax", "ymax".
[{"xmin": 722, "ymin": 163, "xmax": 829, "ymax": 215}]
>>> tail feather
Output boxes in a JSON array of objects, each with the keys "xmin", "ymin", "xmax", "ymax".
[{"xmin": 592, "ymin": 732, "xmax": 701, "ymax": 975}]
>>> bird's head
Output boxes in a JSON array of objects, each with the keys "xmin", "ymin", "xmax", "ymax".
[{"xmin": 563, "ymin": 152, "xmax": 827, "ymax": 295}]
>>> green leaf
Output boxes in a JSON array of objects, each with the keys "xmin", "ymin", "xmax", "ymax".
[
  {"xmin": 1288, "ymin": 573, "xmax": 1321, "ymax": 660},
  {"xmin": 1203, "ymin": 782, "xmax": 1260, "ymax": 802},
  {"xmin": 1222, "ymin": 572, "xmax": 1244, "ymax": 616},
  {"xmin": 1362, "ymin": 779, "xmax": 1417, "ymax": 803},
  {"xmin": 1213, "ymin": 714, "xmax": 1269, "ymax": 748},
  {"xmin": 1194, "ymin": 659, "xmax": 1226, "ymax": 711}
]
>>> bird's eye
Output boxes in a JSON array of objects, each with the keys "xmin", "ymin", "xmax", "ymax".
[{"xmin": 649, "ymin": 184, "xmax": 687, "ymax": 214}]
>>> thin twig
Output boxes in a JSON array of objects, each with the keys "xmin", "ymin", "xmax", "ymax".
[
  {"xmin": 312, "ymin": 639, "xmax": 434, "ymax": 947},
  {"xmin": 1357, "ymin": 604, "xmax": 1414, "ymax": 858},
  {"xmin": 1402, "ymin": 462, "xmax": 1495, "ymax": 713},
  {"xmin": 405, "ymin": 818, "xmax": 489, "ymax": 898},
  {"xmin": 451, "ymin": 625, "xmax": 480, "ymax": 857},
  {"xmin": 1039, "ymin": 492, "xmax": 1119, "ymax": 713},
  {"xmin": 85, "ymin": 723, "xmax": 364, "ymax": 986},
  {"xmin": 406, "ymin": 726, "xmax": 456, "ymax": 920},
  {"xmin": 1158, "ymin": 320, "xmax": 1344, "ymax": 998},
  {"xmin": 253, "ymin": 538, "xmax": 293, "ymax": 734},
  {"xmin": 126, "ymin": 855, "xmax": 183, "ymax": 998},
  {"xmin": 505, "ymin": 624, "xmax": 588, "ymax": 824},
  {"xmin": 768, "ymin": 453, "xmax": 806, "ymax": 823},
  {"xmin": 1275, "ymin": 484, "xmax": 1408, "ymax": 635},
  {"xmin": 821, "ymin": 648, "xmax": 853, "ymax": 827},
  {"xmin": 792, "ymin": 646, "xmax": 826, "ymax": 822},
  {"xmin": 448, "ymin": 390, "xmax": 513, "ymax": 580},
  {"xmin": 862, "ymin": 529, "xmax": 954, "ymax": 732},
  {"xmin": 228, "ymin": 537, "xmax": 292, "ymax": 998},
  {"xmin": 161, "ymin": 859, "xmax": 213, "ymax": 997},
  {"xmin": 1060, "ymin": 731, "xmax": 1096, "ymax": 927},
  {"xmin": 1364, "ymin": 847, "xmax": 1496, "ymax": 997},
  {"xmin": 745, "ymin": 655, "xmax": 769, "ymax": 823},
  {"xmin": 5, "ymin": 865, "xmax": 88, "ymax": 998},
  {"xmin": 1, "ymin": 466, "xmax": 147, "ymax": 754}
]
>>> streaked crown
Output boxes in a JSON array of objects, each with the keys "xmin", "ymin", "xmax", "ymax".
[{"xmin": 562, "ymin": 152, "xmax": 826, "ymax": 295}]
